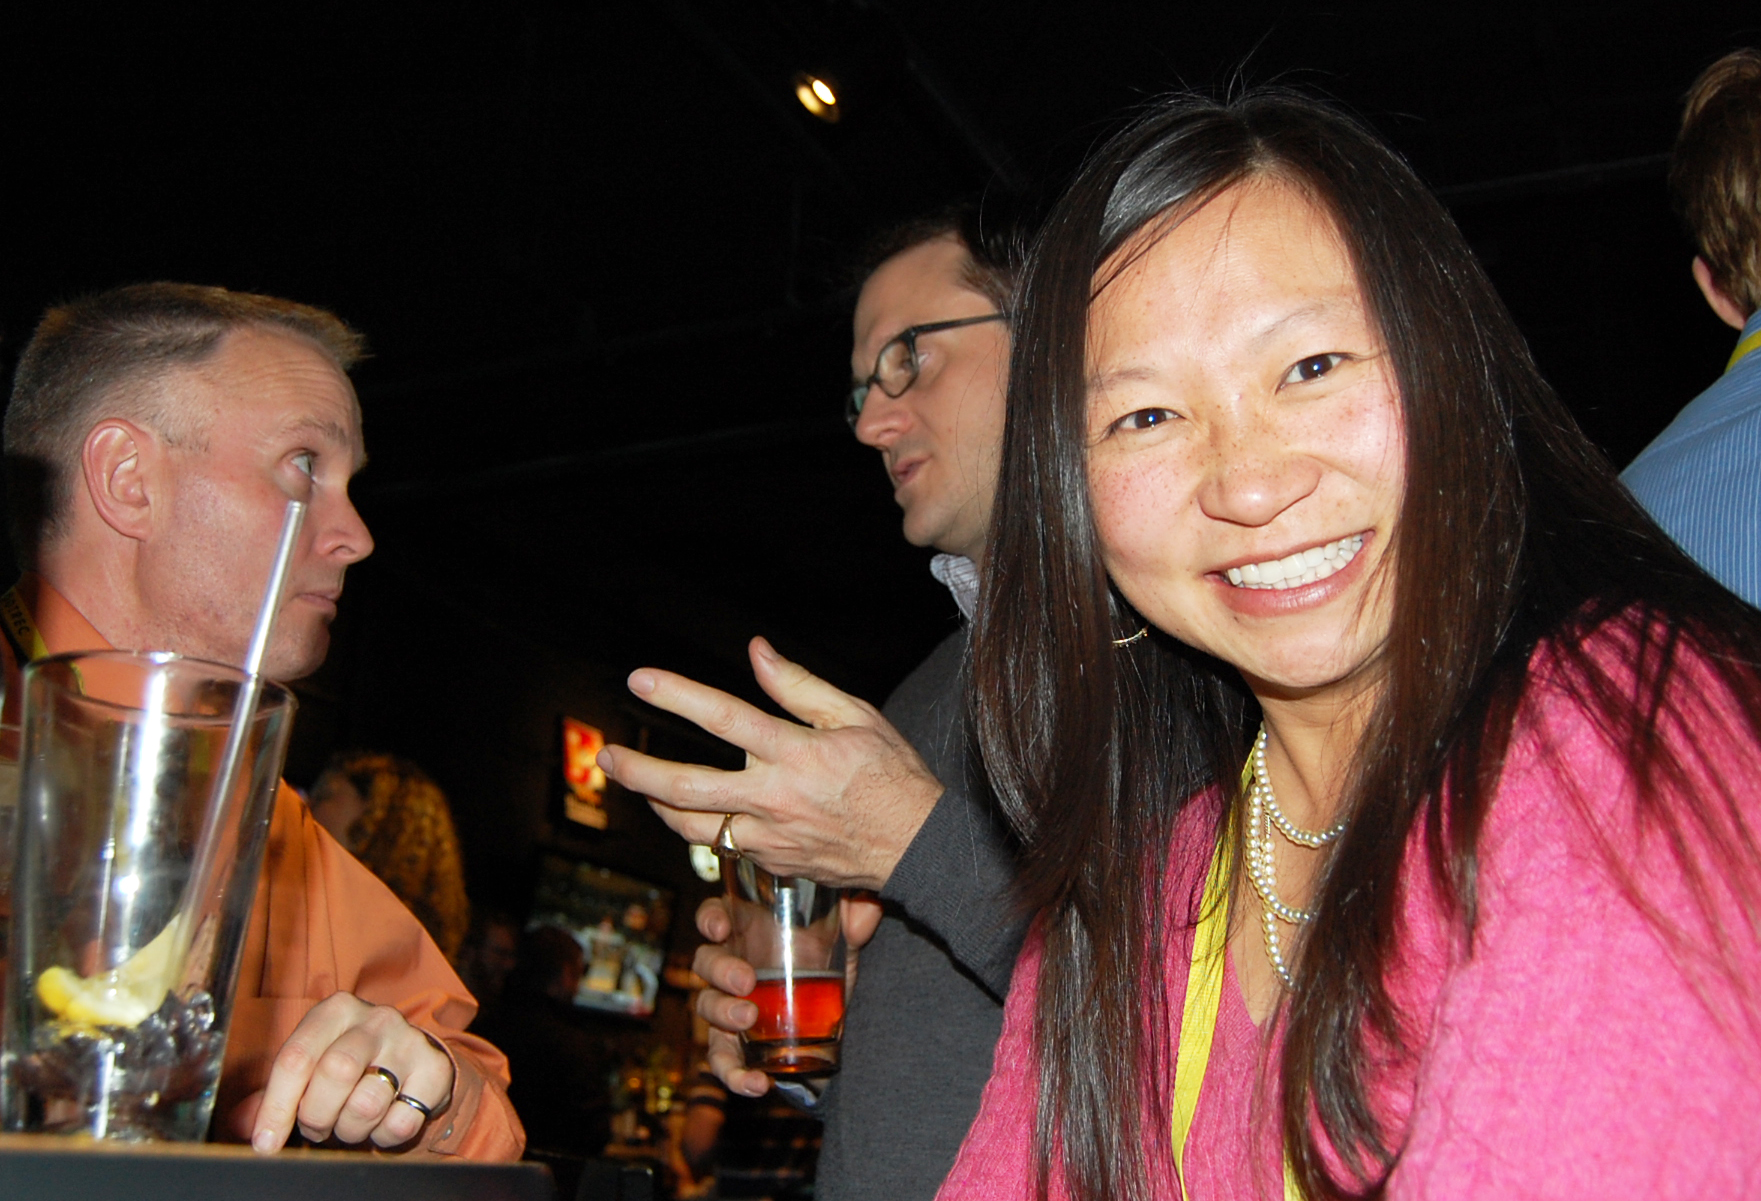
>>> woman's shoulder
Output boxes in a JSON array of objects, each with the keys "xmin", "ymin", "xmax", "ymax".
[
  {"xmin": 1510, "ymin": 608, "xmax": 1761, "ymax": 814},
  {"xmin": 1523, "ymin": 604, "xmax": 1756, "ymax": 715},
  {"xmin": 1468, "ymin": 607, "xmax": 1761, "ymax": 1004},
  {"xmin": 1384, "ymin": 614, "xmax": 1761, "ymax": 1195}
]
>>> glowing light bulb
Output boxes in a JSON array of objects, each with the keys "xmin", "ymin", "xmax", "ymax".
[{"xmin": 793, "ymin": 73, "xmax": 840, "ymax": 123}]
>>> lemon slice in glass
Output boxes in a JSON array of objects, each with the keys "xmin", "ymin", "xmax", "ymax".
[{"xmin": 36, "ymin": 919, "xmax": 179, "ymax": 1029}]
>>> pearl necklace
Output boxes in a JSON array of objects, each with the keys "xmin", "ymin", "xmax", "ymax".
[
  {"xmin": 1255, "ymin": 725, "xmax": 1348, "ymax": 848},
  {"xmin": 1244, "ymin": 723, "xmax": 1346, "ymax": 989}
]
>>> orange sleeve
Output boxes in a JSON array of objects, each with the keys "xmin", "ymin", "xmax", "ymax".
[{"xmin": 220, "ymin": 784, "xmax": 526, "ymax": 1161}]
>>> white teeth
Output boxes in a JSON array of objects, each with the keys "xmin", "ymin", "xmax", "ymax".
[{"xmin": 1224, "ymin": 534, "xmax": 1363, "ymax": 590}]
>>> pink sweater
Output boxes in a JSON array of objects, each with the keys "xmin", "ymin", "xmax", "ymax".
[{"xmin": 939, "ymin": 639, "xmax": 1761, "ymax": 1199}]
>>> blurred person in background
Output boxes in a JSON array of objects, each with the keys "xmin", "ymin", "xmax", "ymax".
[
  {"xmin": 473, "ymin": 923, "xmax": 613, "ymax": 1157},
  {"xmin": 1624, "ymin": 48, "xmax": 1761, "ymax": 604},
  {"xmin": 311, "ymin": 750, "xmax": 471, "ymax": 962},
  {"xmin": 457, "ymin": 908, "xmax": 522, "ymax": 1024},
  {"xmin": 676, "ymin": 1040, "xmax": 822, "ymax": 1201},
  {"xmin": 680, "ymin": 1082, "xmax": 821, "ymax": 1201}
]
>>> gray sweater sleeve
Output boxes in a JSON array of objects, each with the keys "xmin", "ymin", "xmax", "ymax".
[{"xmin": 877, "ymin": 629, "xmax": 1026, "ymax": 1001}]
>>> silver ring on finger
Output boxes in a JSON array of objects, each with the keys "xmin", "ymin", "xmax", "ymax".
[
  {"xmin": 713, "ymin": 812, "xmax": 741, "ymax": 859},
  {"xmin": 393, "ymin": 1092, "xmax": 435, "ymax": 1121}
]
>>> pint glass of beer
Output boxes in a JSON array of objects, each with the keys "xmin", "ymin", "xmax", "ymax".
[{"xmin": 723, "ymin": 858, "xmax": 843, "ymax": 1077}]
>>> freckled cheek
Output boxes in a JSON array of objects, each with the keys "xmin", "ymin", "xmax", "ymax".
[
  {"xmin": 1087, "ymin": 462, "xmax": 1188, "ymax": 584},
  {"xmin": 1309, "ymin": 388, "xmax": 1405, "ymax": 497},
  {"xmin": 1086, "ymin": 463, "xmax": 1133, "ymax": 560}
]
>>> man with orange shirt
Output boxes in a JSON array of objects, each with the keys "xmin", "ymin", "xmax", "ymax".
[{"xmin": 2, "ymin": 283, "xmax": 522, "ymax": 1159}]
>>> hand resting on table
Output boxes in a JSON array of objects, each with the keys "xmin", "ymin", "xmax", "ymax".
[{"xmin": 231, "ymin": 991, "xmax": 457, "ymax": 1152}]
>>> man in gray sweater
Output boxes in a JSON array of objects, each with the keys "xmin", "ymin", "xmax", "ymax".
[{"xmin": 599, "ymin": 208, "xmax": 1025, "ymax": 1199}]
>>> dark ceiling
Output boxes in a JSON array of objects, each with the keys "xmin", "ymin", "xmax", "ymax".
[{"xmin": 5, "ymin": 1, "xmax": 1758, "ymax": 909}]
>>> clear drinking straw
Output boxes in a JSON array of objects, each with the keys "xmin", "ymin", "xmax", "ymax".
[{"xmin": 170, "ymin": 499, "xmax": 306, "ymax": 992}]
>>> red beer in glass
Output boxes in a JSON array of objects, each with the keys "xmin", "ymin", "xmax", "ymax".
[
  {"xmin": 745, "ymin": 969, "xmax": 845, "ymax": 1075},
  {"xmin": 723, "ymin": 858, "xmax": 844, "ymax": 1077}
]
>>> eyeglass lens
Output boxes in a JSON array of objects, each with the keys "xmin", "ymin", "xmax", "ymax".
[
  {"xmin": 873, "ymin": 336, "xmax": 919, "ymax": 398},
  {"xmin": 846, "ymin": 333, "xmax": 920, "ymax": 425}
]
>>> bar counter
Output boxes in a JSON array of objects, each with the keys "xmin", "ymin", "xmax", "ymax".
[{"xmin": 0, "ymin": 1133, "xmax": 556, "ymax": 1200}]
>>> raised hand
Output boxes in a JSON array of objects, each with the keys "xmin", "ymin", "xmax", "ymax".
[{"xmin": 598, "ymin": 637, "xmax": 944, "ymax": 891}]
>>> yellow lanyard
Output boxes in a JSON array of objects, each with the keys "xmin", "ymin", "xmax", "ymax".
[
  {"xmin": 0, "ymin": 585, "xmax": 49, "ymax": 664},
  {"xmin": 1172, "ymin": 816, "xmax": 1233, "ymax": 1197},
  {"xmin": 1171, "ymin": 770, "xmax": 1303, "ymax": 1201},
  {"xmin": 1729, "ymin": 327, "xmax": 1761, "ymax": 374}
]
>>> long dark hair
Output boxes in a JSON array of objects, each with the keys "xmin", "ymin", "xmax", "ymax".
[{"xmin": 971, "ymin": 89, "xmax": 1761, "ymax": 1200}]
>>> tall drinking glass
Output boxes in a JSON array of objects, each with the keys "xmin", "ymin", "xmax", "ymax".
[
  {"xmin": 723, "ymin": 858, "xmax": 844, "ymax": 1077},
  {"xmin": 2, "ymin": 651, "xmax": 295, "ymax": 1141},
  {"xmin": 0, "ymin": 723, "xmax": 22, "ymax": 983}
]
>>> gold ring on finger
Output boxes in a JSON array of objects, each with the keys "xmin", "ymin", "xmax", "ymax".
[
  {"xmin": 365, "ymin": 1065, "xmax": 401, "ymax": 1095},
  {"xmin": 713, "ymin": 812, "xmax": 741, "ymax": 859}
]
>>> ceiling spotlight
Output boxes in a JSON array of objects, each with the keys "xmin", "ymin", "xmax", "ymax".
[{"xmin": 794, "ymin": 72, "xmax": 840, "ymax": 123}]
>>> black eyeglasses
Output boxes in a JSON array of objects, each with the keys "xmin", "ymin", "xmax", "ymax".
[{"xmin": 846, "ymin": 312, "xmax": 1007, "ymax": 428}]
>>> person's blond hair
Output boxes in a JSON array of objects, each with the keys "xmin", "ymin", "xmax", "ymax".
[{"xmin": 322, "ymin": 751, "xmax": 470, "ymax": 962}]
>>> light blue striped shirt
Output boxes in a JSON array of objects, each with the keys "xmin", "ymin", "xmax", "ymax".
[{"xmin": 1623, "ymin": 309, "xmax": 1761, "ymax": 606}]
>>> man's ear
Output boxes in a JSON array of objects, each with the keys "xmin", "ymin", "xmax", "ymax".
[
  {"xmin": 81, "ymin": 419, "xmax": 159, "ymax": 542},
  {"xmin": 1692, "ymin": 256, "xmax": 1750, "ymax": 332}
]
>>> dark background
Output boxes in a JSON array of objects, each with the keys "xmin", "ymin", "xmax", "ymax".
[{"xmin": 4, "ymin": 1, "xmax": 1758, "ymax": 938}]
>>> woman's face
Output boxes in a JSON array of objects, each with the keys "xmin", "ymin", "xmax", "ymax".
[
  {"xmin": 1085, "ymin": 179, "xmax": 1404, "ymax": 703},
  {"xmin": 310, "ymin": 771, "xmax": 367, "ymax": 850}
]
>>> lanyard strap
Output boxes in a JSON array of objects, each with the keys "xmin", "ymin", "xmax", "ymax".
[
  {"xmin": 1172, "ymin": 767, "xmax": 1304, "ymax": 1201},
  {"xmin": 1172, "ymin": 815, "xmax": 1233, "ymax": 1198},
  {"xmin": 0, "ymin": 585, "xmax": 48, "ymax": 665},
  {"xmin": 1729, "ymin": 327, "xmax": 1761, "ymax": 375}
]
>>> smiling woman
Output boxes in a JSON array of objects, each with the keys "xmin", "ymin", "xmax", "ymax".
[
  {"xmin": 1085, "ymin": 180, "xmax": 1404, "ymax": 711},
  {"xmin": 946, "ymin": 91, "xmax": 1761, "ymax": 1201}
]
